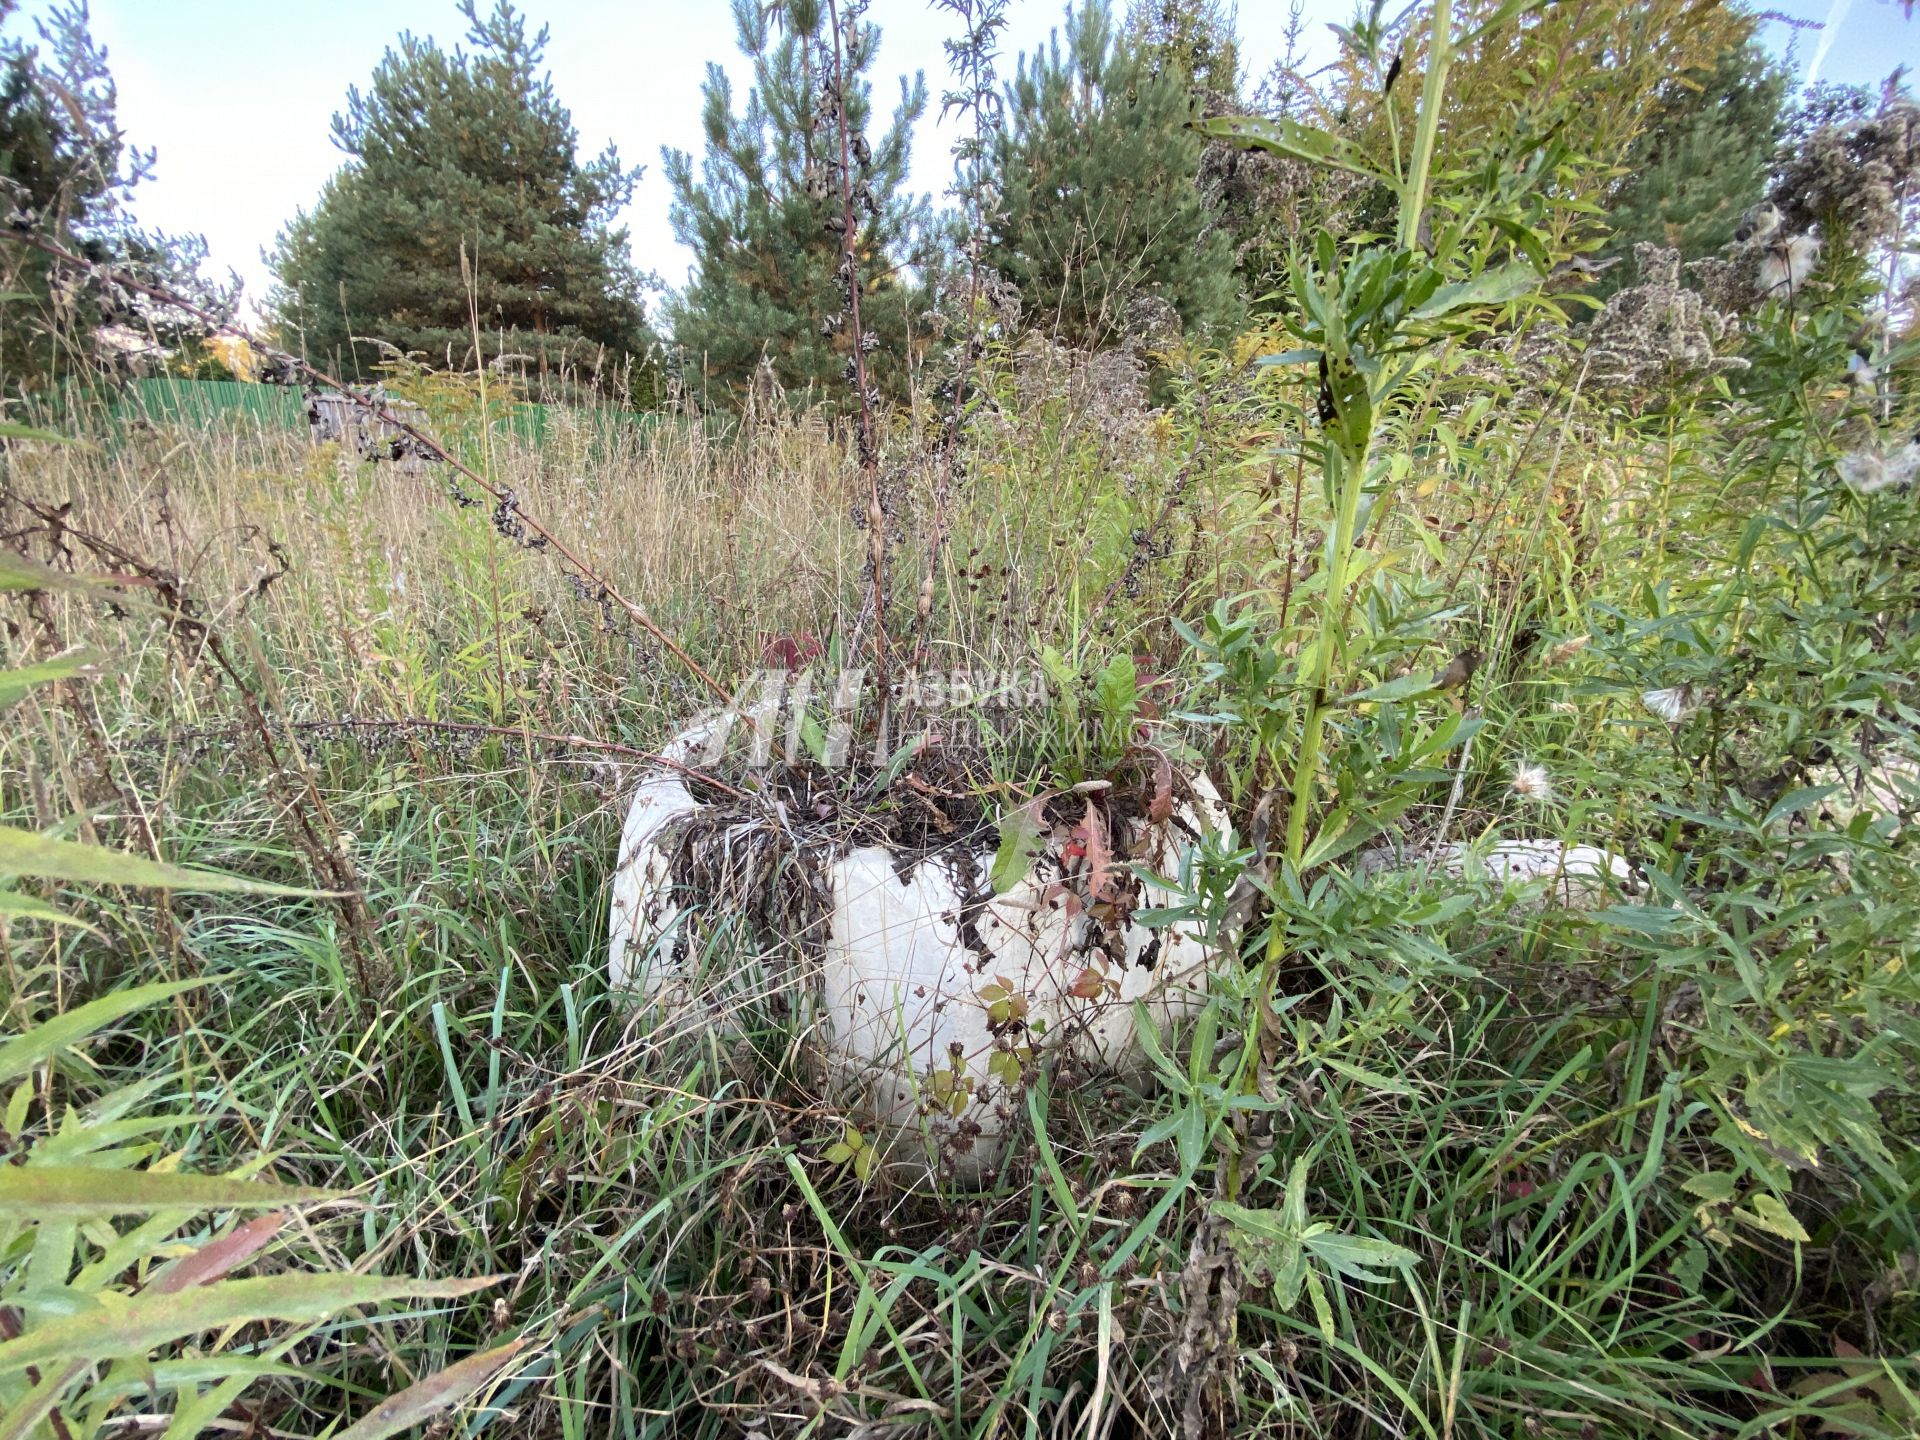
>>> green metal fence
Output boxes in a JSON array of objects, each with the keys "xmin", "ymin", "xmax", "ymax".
[{"xmin": 57, "ymin": 379, "xmax": 660, "ymax": 453}]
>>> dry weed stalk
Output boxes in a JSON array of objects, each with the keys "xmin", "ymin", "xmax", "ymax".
[
  {"xmin": 912, "ymin": 0, "xmax": 1006, "ymax": 676},
  {"xmin": 822, "ymin": 0, "xmax": 891, "ymax": 690}
]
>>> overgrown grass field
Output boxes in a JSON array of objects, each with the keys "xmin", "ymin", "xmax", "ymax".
[{"xmin": 4, "ymin": 21, "xmax": 1920, "ymax": 1434}]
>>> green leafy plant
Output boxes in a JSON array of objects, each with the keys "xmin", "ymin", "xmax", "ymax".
[{"xmin": 1214, "ymin": 1155, "xmax": 1420, "ymax": 1340}]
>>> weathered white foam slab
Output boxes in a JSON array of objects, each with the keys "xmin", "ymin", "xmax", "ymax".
[{"xmin": 608, "ymin": 726, "xmax": 1226, "ymax": 1178}]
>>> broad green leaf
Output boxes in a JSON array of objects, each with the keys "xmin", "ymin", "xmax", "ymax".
[
  {"xmin": 1303, "ymin": 1266, "xmax": 1336, "ymax": 1340},
  {"xmin": 1212, "ymin": 1199, "xmax": 1295, "ymax": 1246},
  {"xmin": 1284, "ymin": 1154, "xmax": 1309, "ymax": 1233},
  {"xmin": 0, "ymin": 824, "xmax": 322, "ymax": 895},
  {"xmin": 0, "ymin": 1271, "xmax": 502, "ymax": 1376},
  {"xmin": 1681, "ymin": 1171, "xmax": 1739, "ymax": 1204},
  {"xmin": 0, "ymin": 649, "xmax": 108, "ymax": 707},
  {"xmin": 1412, "ymin": 262, "xmax": 1542, "ymax": 321},
  {"xmin": 1316, "ymin": 1055, "xmax": 1418, "ymax": 1096},
  {"xmin": 1302, "ymin": 1230, "xmax": 1421, "ymax": 1279},
  {"xmin": 990, "ymin": 799, "xmax": 1048, "ymax": 895},
  {"xmin": 1738, "ymin": 1193, "xmax": 1811, "ymax": 1244},
  {"xmin": 1763, "ymin": 784, "xmax": 1842, "ymax": 831},
  {"xmin": 0, "ymin": 890, "xmax": 90, "ymax": 930},
  {"xmin": 1591, "ymin": 904, "xmax": 1682, "ymax": 936},
  {"xmin": 1254, "ymin": 348, "xmax": 1321, "ymax": 368},
  {"xmin": 0, "ymin": 1168, "xmax": 342, "ymax": 1219},
  {"xmin": 1193, "ymin": 113, "xmax": 1382, "ymax": 181},
  {"xmin": 1094, "ymin": 652, "xmax": 1138, "ymax": 726},
  {"xmin": 335, "ymin": 1339, "xmax": 529, "ymax": 1440},
  {"xmin": 0, "ymin": 979, "xmax": 207, "ymax": 1085},
  {"xmin": 1302, "ymin": 793, "xmax": 1414, "ymax": 871},
  {"xmin": 1337, "ymin": 672, "xmax": 1437, "ymax": 706}
]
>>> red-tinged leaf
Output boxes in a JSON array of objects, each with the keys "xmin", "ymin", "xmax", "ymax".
[
  {"xmin": 1079, "ymin": 804, "xmax": 1120, "ymax": 904},
  {"xmin": 334, "ymin": 1337, "xmax": 530, "ymax": 1440},
  {"xmin": 1042, "ymin": 880, "xmax": 1082, "ymax": 919},
  {"xmin": 1148, "ymin": 754, "xmax": 1174, "ymax": 826},
  {"xmin": 1069, "ymin": 969, "xmax": 1104, "ymax": 1001},
  {"xmin": 152, "ymin": 1212, "xmax": 288, "ymax": 1294}
]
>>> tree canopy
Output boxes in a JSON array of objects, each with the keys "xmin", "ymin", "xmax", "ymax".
[
  {"xmin": 663, "ymin": 0, "xmax": 930, "ymax": 412},
  {"xmin": 0, "ymin": 0, "xmax": 229, "ymax": 391},
  {"xmin": 1595, "ymin": 36, "xmax": 1789, "ymax": 294},
  {"xmin": 984, "ymin": 1, "xmax": 1240, "ymax": 349},
  {"xmin": 268, "ymin": 0, "xmax": 652, "ymax": 394}
]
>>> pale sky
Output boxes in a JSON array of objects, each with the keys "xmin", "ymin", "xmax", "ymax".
[{"xmin": 13, "ymin": 0, "xmax": 1910, "ymax": 315}]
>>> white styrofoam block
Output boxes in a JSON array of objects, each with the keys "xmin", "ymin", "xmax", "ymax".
[
  {"xmin": 1358, "ymin": 837, "xmax": 1638, "ymax": 906},
  {"xmin": 608, "ymin": 727, "xmax": 1227, "ymax": 1177}
]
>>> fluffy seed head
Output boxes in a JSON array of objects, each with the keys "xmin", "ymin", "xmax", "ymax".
[
  {"xmin": 1510, "ymin": 761, "xmax": 1554, "ymax": 805},
  {"xmin": 1642, "ymin": 685, "xmax": 1701, "ymax": 724},
  {"xmin": 1838, "ymin": 440, "xmax": 1920, "ymax": 495}
]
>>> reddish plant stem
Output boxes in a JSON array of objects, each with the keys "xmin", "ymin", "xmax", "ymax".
[
  {"xmin": 823, "ymin": 0, "xmax": 890, "ymax": 691},
  {"xmin": 911, "ymin": 5, "xmax": 995, "ymax": 676},
  {"xmin": 1277, "ymin": 441, "xmax": 1308, "ymax": 634}
]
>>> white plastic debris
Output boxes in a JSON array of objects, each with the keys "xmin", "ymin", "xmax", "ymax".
[
  {"xmin": 1357, "ymin": 838, "xmax": 1640, "ymax": 908},
  {"xmin": 608, "ymin": 724, "xmax": 1229, "ymax": 1179},
  {"xmin": 606, "ymin": 720, "xmax": 717, "ymax": 1004}
]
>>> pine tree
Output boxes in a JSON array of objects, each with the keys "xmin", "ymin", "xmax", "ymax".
[
  {"xmin": 663, "ymin": 0, "xmax": 929, "ymax": 412},
  {"xmin": 984, "ymin": 1, "xmax": 1238, "ymax": 349},
  {"xmin": 267, "ymin": 1, "xmax": 651, "ymax": 394},
  {"xmin": 1597, "ymin": 38, "xmax": 1790, "ymax": 292},
  {"xmin": 1126, "ymin": 0, "xmax": 1239, "ymax": 104},
  {"xmin": 0, "ymin": 0, "xmax": 230, "ymax": 392}
]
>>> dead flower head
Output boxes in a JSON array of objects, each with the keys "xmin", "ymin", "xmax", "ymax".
[
  {"xmin": 1542, "ymin": 634, "xmax": 1591, "ymax": 667},
  {"xmin": 1756, "ymin": 234, "xmax": 1821, "ymax": 300},
  {"xmin": 1586, "ymin": 244, "xmax": 1748, "ymax": 389}
]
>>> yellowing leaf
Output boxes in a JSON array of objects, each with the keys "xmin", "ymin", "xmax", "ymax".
[
  {"xmin": 0, "ymin": 1168, "xmax": 343, "ymax": 1219},
  {"xmin": 1737, "ymin": 1193, "xmax": 1811, "ymax": 1245},
  {"xmin": 335, "ymin": 1338, "xmax": 529, "ymax": 1440}
]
